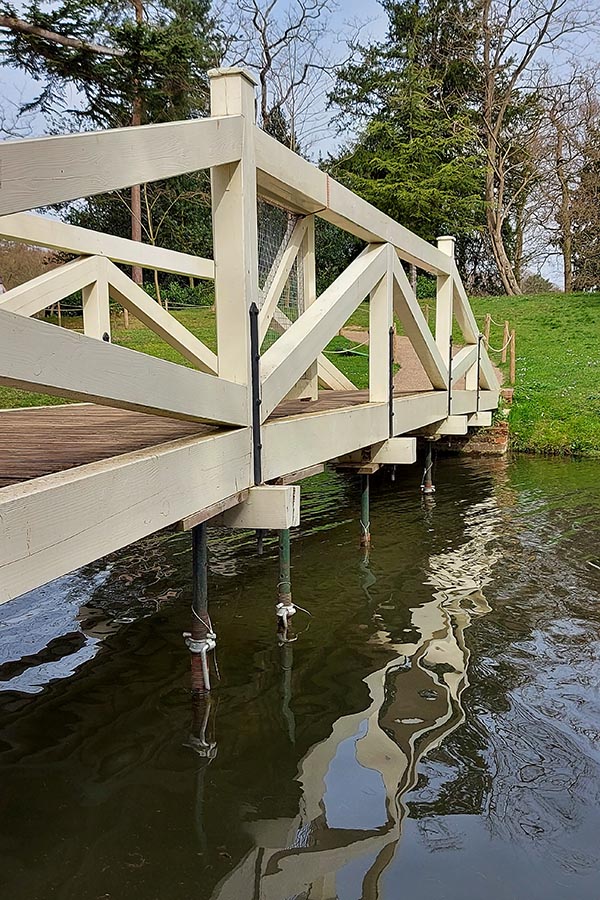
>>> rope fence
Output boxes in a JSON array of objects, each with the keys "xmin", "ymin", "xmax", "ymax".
[{"xmin": 480, "ymin": 312, "xmax": 516, "ymax": 385}]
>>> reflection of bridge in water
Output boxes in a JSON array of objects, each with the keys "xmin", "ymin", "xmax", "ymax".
[{"xmin": 210, "ymin": 497, "xmax": 502, "ymax": 900}]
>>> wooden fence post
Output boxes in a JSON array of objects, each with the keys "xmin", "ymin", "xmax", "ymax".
[
  {"xmin": 510, "ymin": 329, "xmax": 516, "ymax": 384},
  {"xmin": 483, "ymin": 313, "xmax": 491, "ymax": 347},
  {"xmin": 502, "ymin": 319, "xmax": 510, "ymax": 363}
]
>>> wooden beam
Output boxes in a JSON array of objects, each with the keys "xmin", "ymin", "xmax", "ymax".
[
  {"xmin": 0, "ymin": 428, "xmax": 252, "ymax": 604},
  {"xmin": 468, "ymin": 411, "xmax": 492, "ymax": 427},
  {"xmin": 335, "ymin": 436, "xmax": 416, "ymax": 466},
  {"xmin": 452, "ymin": 390, "xmax": 498, "ymax": 413},
  {"xmin": 270, "ymin": 306, "xmax": 356, "ymax": 390},
  {"xmin": 478, "ymin": 346, "xmax": 499, "ymax": 392},
  {"xmin": 334, "ymin": 461, "xmax": 381, "ymax": 475},
  {"xmin": 392, "ymin": 254, "xmax": 448, "ymax": 390},
  {"xmin": 369, "ymin": 244, "xmax": 393, "ymax": 403},
  {"xmin": 450, "ymin": 261, "xmax": 479, "ymax": 344},
  {"xmin": 300, "ymin": 215, "xmax": 319, "ymax": 399},
  {"xmin": 258, "ymin": 216, "xmax": 309, "ymax": 341},
  {"xmin": 435, "ymin": 236, "xmax": 454, "ymax": 358},
  {"xmin": 254, "ymin": 127, "xmax": 452, "ymax": 276},
  {"xmin": 0, "ymin": 256, "xmax": 99, "ymax": 317},
  {"xmin": 177, "ymin": 490, "xmax": 250, "ymax": 531},
  {"xmin": 0, "ymin": 308, "xmax": 247, "ymax": 426},
  {"xmin": 212, "ymin": 485, "xmax": 300, "ymax": 529},
  {"xmin": 105, "ymin": 261, "xmax": 218, "ymax": 374},
  {"xmin": 0, "ymin": 213, "xmax": 215, "ymax": 280},
  {"xmin": 273, "ymin": 463, "xmax": 324, "ymax": 484},
  {"xmin": 450, "ymin": 344, "xmax": 478, "ymax": 385},
  {"xmin": 82, "ymin": 266, "xmax": 111, "ymax": 340},
  {"xmin": 0, "ymin": 115, "xmax": 243, "ymax": 215},
  {"xmin": 210, "ymin": 71, "xmax": 258, "ymax": 393},
  {"xmin": 392, "ymin": 391, "xmax": 448, "ymax": 434},
  {"xmin": 421, "ymin": 416, "xmax": 469, "ymax": 436},
  {"xmin": 262, "ymin": 402, "xmax": 389, "ymax": 482},
  {"xmin": 371, "ymin": 437, "xmax": 416, "ymax": 465},
  {"xmin": 261, "ymin": 244, "xmax": 387, "ymax": 418},
  {"xmin": 317, "ymin": 354, "xmax": 356, "ymax": 390}
]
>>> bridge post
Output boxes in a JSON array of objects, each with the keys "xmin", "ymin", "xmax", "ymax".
[
  {"xmin": 421, "ymin": 441, "xmax": 436, "ymax": 495},
  {"xmin": 185, "ymin": 522, "xmax": 217, "ymax": 693},
  {"xmin": 276, "ymin": 528, "xmax": 296, "ymax": 640},
  {"xmin": 435, "ymin": 235, "xmax": 455, "ymax": 375},
  {"xmin": 209, "ymin": 67, "xmax": 259, "ymax": 403},
  {"xmin": 360, "ymin": 474, "xmax": 371, "ymax": 549}
]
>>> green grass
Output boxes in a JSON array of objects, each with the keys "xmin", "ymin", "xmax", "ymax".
[
  {"xmin": 469, "ymin": 292, "xmax": 600, "ymax": 456},
  {"xmin": 339, "ymin": 292, "xmax": 600, "ymax": 456},
  {"xmin": 0, "ymin": 307, "xmax": 372, "ymax": 407},
  {"xmin": 5, "ymin": 293, "xmax": 599, "ymax": 457}
]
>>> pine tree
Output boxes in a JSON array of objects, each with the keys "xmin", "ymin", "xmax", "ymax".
[{"xmin": 330, "ymin": 1, "xmax": 484, "ymax": 255}]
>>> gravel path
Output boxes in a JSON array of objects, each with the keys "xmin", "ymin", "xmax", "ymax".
[{"xmin": 341, "ymin": 328, "xmax": 503, "ymax": 392}]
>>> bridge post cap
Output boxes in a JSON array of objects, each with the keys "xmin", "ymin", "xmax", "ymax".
[
  {"xmin": 436, "ymin": 235, "xmax": 456, "ymax": 243},
  {"xmin": 207, "ymin": 67, "xmax": 259, "ymax": 87}
]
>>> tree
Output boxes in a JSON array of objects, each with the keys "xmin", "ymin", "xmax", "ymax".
[
  {"xmin": 223, "ymin": 0, "xmax": 338, "ymax": 151},
  {"xmin": 571, "ymin": 109, "xmax": 600, "ymax": 291},
  {"xmin": 1, "ymin": 0, "xmax": 221, "ymax": 290},
  {"xmin": 329, "ymin": 70, "xmax": 484, "ymax": 242},
  {"xmin": 329, "ymin": 0, "xmax": 485, "ymax": 287},
  {"xmin": 479, "ymin": 0, "xmax": 593, "ymax": 295}
]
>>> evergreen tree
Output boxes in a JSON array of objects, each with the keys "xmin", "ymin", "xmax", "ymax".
[{"xmin": 329, "ymin": 0, "xmax": 485, "ymax": 273}]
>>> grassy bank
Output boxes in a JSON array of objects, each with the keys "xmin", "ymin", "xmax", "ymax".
[
  {"xmin": 469, "ymin": 292, "xmax": 600, "ymax": 456},
  {"xmin": 2, "ymin": 291, "xmax": 599, "ymax": 457}
]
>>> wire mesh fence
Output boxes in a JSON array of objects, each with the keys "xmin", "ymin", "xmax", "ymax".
[{"xmin": 257, "ymin": 199, "xmax": 305, "ymax": 352}]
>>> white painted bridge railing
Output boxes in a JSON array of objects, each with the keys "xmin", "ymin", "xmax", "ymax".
[{"xmin": 0, "ymin": 67, "xmax": 499, "ymax": 603}]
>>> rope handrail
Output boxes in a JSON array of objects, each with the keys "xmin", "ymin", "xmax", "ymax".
[{"xmin": 486, "ymin": 334, "xmax": 514, "ymax": 354}]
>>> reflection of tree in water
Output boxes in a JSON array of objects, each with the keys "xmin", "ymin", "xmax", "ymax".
[{"xmin": 211, "ymin": 497, "xmax": 504, "ymax": 900}]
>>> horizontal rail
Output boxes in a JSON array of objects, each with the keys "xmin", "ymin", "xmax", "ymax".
[
  {"xmin": 0, "ymin": 428, "xmax": 252, "ymax": 604},
  {"xmin": 254, "ymin": 127, "xmax": 452, "ymax": 276},
  {"xmin": 0, "ymin": 308, "xmax": 248, "ymax": 426},
  {"xmin": 0, "ymin": 114, "xmax": 243, "ymax": 215},
  {"xmin": 0, "ymin": 213, "xmax": 215, "ymax": 280}
]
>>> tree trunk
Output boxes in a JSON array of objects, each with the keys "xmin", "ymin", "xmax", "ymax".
[
  {"xmin": 410, "ymin": 264, "xmax": 417, "ymax": 295},
  {"xmin": 555, "ymin": 125, "xmax": 573, "ymax": 293},
  {"xmin": 130, "ymin": 0, "xmax": 144, "ymax": 283},
  {"xmin": 486, "ymin": 206, "xmax": 522, "ymax": 295},
  {"xmin": 485, "ymin": 136, "xmax": 522, "ymax": 295}
]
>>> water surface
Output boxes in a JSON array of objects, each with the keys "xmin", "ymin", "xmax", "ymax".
[{"xmin": 1, "ymin": 455, "xmax": 599, "ymax": 900}]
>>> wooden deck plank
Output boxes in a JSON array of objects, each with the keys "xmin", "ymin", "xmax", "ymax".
[{"xmin": 0, "ymin": 390, "xmax": 431, "ymax": 489}]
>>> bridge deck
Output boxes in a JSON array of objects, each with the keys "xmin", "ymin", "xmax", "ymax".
[{"xmin": 0, "ymin": 390, "xmax": 426, "ymax": 489}]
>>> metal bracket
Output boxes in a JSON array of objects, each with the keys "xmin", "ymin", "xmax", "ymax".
[
  {"xmin": 388, "ymin": 326, "xmax": 395, "ymax": 437},
  {"xmin": 447, "ymin": 335, "xmax": 453, "ymax": 417},
  {"xmin": 249, "ymin": 302, "xmax": 262, "ymax": 485},
  {"xmin": 476, "ymin": 333, "xmax": 482, "ymax": 412}
]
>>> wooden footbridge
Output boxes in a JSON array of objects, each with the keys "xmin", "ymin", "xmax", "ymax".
[{"xmin": 0, "ymin": 68, "xmax": 499, "ymax": 609}]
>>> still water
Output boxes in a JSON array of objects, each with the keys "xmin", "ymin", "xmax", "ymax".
[{"xmin": 1, "ymin": 456, "xmax": 599, "ymax": 900}]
